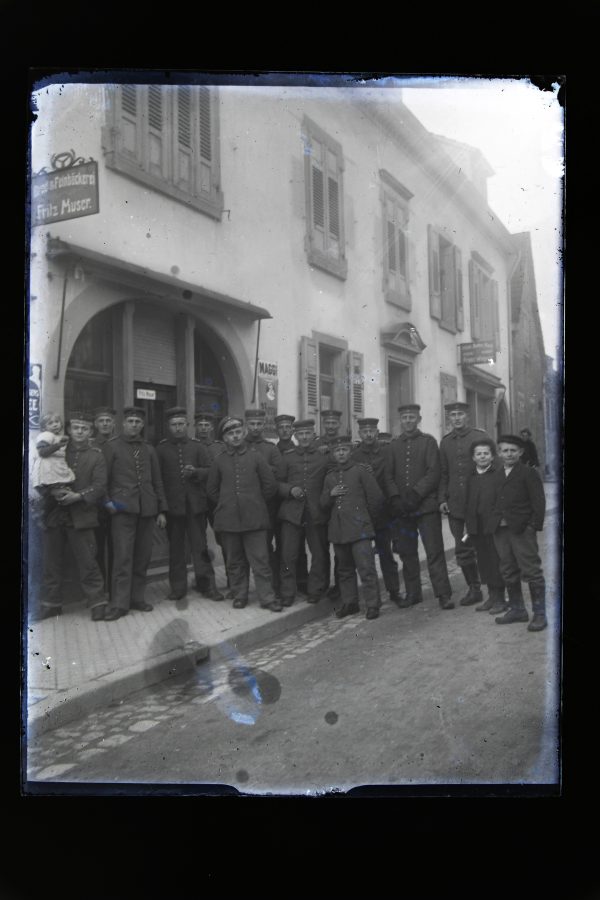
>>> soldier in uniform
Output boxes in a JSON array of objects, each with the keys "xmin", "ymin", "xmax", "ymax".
[
  {"xmin": 377, "ymin": 432, "xmax": 393, "ymax": 445},
  {"xmin": 244, "ymin": 409, "xmax": 283, "ymax": 595},
  {"xmin": 321, "ymin": 435, "xmax": 384, "ymax": 620},
  {"xmin": 275, "ymin": 413, "xmax": 296, "ymax": 453},
  {"xmin": 274, "ymin": 413, "xmax": 308, "ymax": 595},
  {"xmin": 385, "ymin": 403, "xmax": 453, "ymax": 610},
  {"xmin": 314, "ymin": 409, "xmax": 345, "ymax": 600},
  {"xmin": 351, "ymin": 417, "xmax": 403, "ymax": 606},
  {"xmin": 35, "ymin": 411, "xmax": 109, "ymax": 622},
  {"xmin": 194, "ymin": 410, "xmax": 228, "ymax": 588},
  {"xmin": 277, "ymin": 419, "xmax": 332, "ymax": 606},
  {"xmin": 90, "ymin": 406, "xmax": 117, "ymax": 599},
  {"xmin": 102, "ymin": 407, "xmax": 168, "ymax": 620},
  {"xmin": 156, "ymin": 407, "xmax": 223, "ymax": 602},
  {"xmin": 207, "ymin": 416, "xmax": 281, "ymax": 612},
  {"xmin": 438, "ymin": 401, "xmax": 489, "ymax": 607}
]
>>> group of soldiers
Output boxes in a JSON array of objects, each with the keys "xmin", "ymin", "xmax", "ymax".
[{"xmin": 31, "ymin": 399, "xmax": 548, "ymax": 633}]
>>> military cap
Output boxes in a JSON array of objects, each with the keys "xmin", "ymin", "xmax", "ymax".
[
  {"xmin": 165, "ymin": 406, "xmax": 188, "ymax": 421},
  {"xmin": 357, "ymin": 417, "xmax": 379, "ymax": 427},
  {"xmin": 244, "ymin": 409, "xmax": 266, "ymax": 419},
  {"xmin": 497, "ymin": 433, "xmax": 525, "ymax": 449},
  {"xmin": 444, "ymin": 401, "xmax": 469, "ymax": 412},
  {"xmin": 397, "ymin": 403, "xmax": 421, "ymax": 413},
  {"xmin": 194, "ymin": 411, "xmax": 216, "ymax": 422},
  {"xmin": 219, "ymin": 416, "xmax": 244, "ymax": 438},
  {"xmin": 320, "ymin": 409, "xmax": 342, "ymax": 418},
  {"xmin": 274, "ymin": 414, "xmax": 295, "ymax": 425},
  {"xmin": 293, "ymin": 418, "xmax": 316, "ymax": 430},
  {"xmin": 92, "ymin": 406, "xmax": 116, "ymax": 418},
  {"xmin": 123, "ymin": 406, "xmax": 146, "ymax": 419},
  {"xmin": 330, "ymin": 435, "xmax": 353, "ymax": 447},
  {"xmin": 66, "ymin": 409, "xmax": 94, "ymax": 425}
]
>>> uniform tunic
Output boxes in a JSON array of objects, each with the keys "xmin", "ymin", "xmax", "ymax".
[
  {"xmin": 89, "ymin": 432, "xmax": 114, "ymax": 595},
  {"xmin": 156, "ymin": 437, "xmax": 214, "ymax": 595},
  {"xmin": 438, "ymin": 425, "xmax": 488, "ymax": 569},
  {"xmin": 40, "ymin": 440, "xmax": 108, "ymax": 611}
]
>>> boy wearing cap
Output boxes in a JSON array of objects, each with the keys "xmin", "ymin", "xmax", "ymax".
[
  {"xmin": 102, "ymin": 407, "xmax": 168, "ymax": 620},
  {"xmin": 277, "ymin": 419, "xmax": 332, "ymax": 605},
  {"xmin": 206, "ymin": 417, "xmax": 281, "ymax": 612},
  {"xmin": 35, "ymin": 411, "xmax": 109, "ymax": 622},
  {"xmin": 157, "ymin": 408, "xmax": 222, "ymax": 601},
  {"xmin": 321, "ymin": 435, "xmax": 384, "ymax": 619},
  {"xmin": 351, "ymin": 418, "xmax": 403, "ymax": 606},
  {"xmin": 385, "ymin": 404, "xmax": 453, "ymax": 610},
  {"xmin": 439, "ymin": 401, "xmax": 489, "ymax": 607},
  {"xmin": 489, "ymin": 434, "xmax": 547, "ymax": 631}
]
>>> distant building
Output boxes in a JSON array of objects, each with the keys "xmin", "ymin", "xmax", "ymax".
[{"xmin": 543, "ymin": 355, "xmax": 562, "ymax": 480}]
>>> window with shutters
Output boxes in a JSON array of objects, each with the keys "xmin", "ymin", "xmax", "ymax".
[
  {"xmin": 299, "ymin": 335, "xmax": 364, "ymax": 436},
  {"xmin": 468, "ymin": 254, "xmax": 500, "ymax": 351},
  {"xmin": 103, "ymin": 84, "xmax": 224, "ymax": 219},
  {"xmin": 380, "ymin": 170, "xmax": 412, "ymax": 310},
  {"xmin": 302, "ymin": 117, "xmax": 347, "ymax": 280},
  {"xmin": 428, "ymin": 226, "xmax": 464, "ymax": 333}
]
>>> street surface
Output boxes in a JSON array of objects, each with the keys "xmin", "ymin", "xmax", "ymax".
[{"xmin": 26, "ymin": 521, "xmax": 560, "ymax": 793}]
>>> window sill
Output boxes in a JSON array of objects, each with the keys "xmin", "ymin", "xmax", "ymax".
[
  {"xmin": 385, "ymin": 288, "xmax": 411, "ymax": 311},
  {"xmin": 106, "ymin": 156, "xmax": 224, "ymax": 221},
  {"xmin": 307, "ymin": 246, "xmax": 348, "ymax": 281}
]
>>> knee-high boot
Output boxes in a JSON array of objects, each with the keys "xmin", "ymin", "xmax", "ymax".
[
  {"xmin": 527, "ymin": 582, "xmax": 547, "ymax": 632},
  {"xmin": 495, "ymin": 581, "xmax": 529, "ymax": 624}
]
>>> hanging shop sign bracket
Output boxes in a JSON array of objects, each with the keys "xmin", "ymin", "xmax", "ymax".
[{"xmin": 31, "ymin": 150, "xmax": 99, "ymax": 227}]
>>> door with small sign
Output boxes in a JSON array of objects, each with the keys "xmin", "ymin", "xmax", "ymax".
[{"xmin": 134, "ymin": 383, "xmax": 177, "ymax": 445}]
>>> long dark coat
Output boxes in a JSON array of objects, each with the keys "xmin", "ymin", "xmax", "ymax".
[
  {"xmin": 102, "ymin": 436, "xmax": 168, "ymax": 517},
  {"xmin": 351, "ymin": 440, "xmax": 392, "ymax": 530},
  {"xmin": 277, "ymin": 444, "xmax": 332, "ymax": 526},
  {"xmin": 44, "ymin": 441, "xmax": 107, "ymax": 530},
  {"xmin": 206, "ymin": 441, "xmax": 278, "ymax": 532},
  {"xmin": 488, "ymin": 461, "xmax": 546, "ymax": 534},
  {"xmin": 384, "ymin": 430, "xmax": 441, "ymax": 516},
  {"xmin": 321, "ymin": 461, "xmax": 384, "ymax": 544},
  {"xmin": 464, "ymin": 460, "xmax": 503, "ymax": 535},
  {"xmin": 156, "ymin": 437, "xmax": 211, "ymax": 516},
  {"xmin": 438, "ymin": 426, "xmax": 489, "ymax": 518}
]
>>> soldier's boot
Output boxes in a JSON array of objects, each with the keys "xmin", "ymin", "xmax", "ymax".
[
  {"xmin": 527, "ymin": 583, "xmax": 547, "ymax": 632},
  {"xmin": 495, "ymin": 582, "xmax": 529, "ymax": 624},
  {"xmin": 486, "ymin": 587, "xmax": 508, "ymax": 615},
  {"xmin": 459, "ymin": 564, "xmax": 483, "ymax": 606}
]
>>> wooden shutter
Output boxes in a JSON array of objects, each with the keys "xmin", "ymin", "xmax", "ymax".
[
  {"xmin": 173, "ymin": 86, "xmax": 193, "ymax": 193},
  {"xmin": 326, "ymin": 147, "xmax": 341, "ymax": 252},
  {"xmin": 492, "ymin": 280, "xmax": 500, "ymax": 351},
  {"xmin": 117, "ymin": 84, "xmax": 142, "ymax": 164},
  {"xmin": 455, "ymin": 246, "xmax": 464, "ymax": 331},
  {"xmin": 300, "ymin": 336, "xmax": 319, "ymax": 418},
  {"xmin": 198, "ymin": 87, "xmax": 213, "ymax": 195},
  {"xmin": 428, "ymin": 226, "xmax": 441, "ymax": 320},
  {"xmin": 347, "ymin": 350, "xmax": 364, "ymax": 429},
  {"xmin": 469, "ymin": 259, "xmax": 481, "ymax": 340},
  {"xmin": 145, "ymin": 86, "xmax": 168, "ymax": 181}
]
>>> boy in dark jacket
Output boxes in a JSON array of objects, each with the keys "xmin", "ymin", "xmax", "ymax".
[
  {"xmin": 320, "ymin": 435, "xmax": 384, "ymax": 620},
  {"xmin": 490, "ymin": 435, "xmax": 547, "ymax": 632},
  {"xmin": 464, "ymin": 438, "xmax": 507, "ymax": 615}
]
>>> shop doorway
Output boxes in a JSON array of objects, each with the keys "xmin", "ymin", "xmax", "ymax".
[
  {"xmin": 387, "ymin": 360, "xmax": 412, "ymax": 435},
  {"xmin": 133, "ymin": 383, "xmax": 177, "ymax": 445}
]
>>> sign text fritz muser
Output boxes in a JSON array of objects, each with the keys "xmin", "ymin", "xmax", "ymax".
[
  {"xmin": 31, "ymin": 162, "xmax": 99, "ymax": 226},
  {"xmin": 460, "ymin": 341, "xmax": 496, "ymax": 366}
]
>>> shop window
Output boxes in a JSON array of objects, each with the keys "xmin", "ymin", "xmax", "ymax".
[
  {"xmin": 194, "ymin": 333, "xmax": 228, "ymax": 419},
  {"xmin": 299, "ymin": 335, "xmax": 363, "ymax": 435},
  {"xmin": 302, "ymin": 117, "xmax": 347, "ymax": 280},
  {"xmin": 65, "ymin": 308, "xmax": 113, "ymax": 413},
  {"xmin": 103, "ymin": 84, "xmax": 224, "ymax": 220},
  {"xmin": 381, "ymin": 170, "xmax": 412, "ymax": 310},
  {"xmin": 428, "ymin": 226, "xmax": 464, "ymax": 333},
  {"xmin": 468, "ymin": 253, "xmax": 500, "ymax": 350}
]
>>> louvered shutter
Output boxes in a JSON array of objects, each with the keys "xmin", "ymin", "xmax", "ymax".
[
  {"xmin": 117, "ymin": 84, "xmax": 142, "ymax": 165},
  {"xmin": 198, "ymin": 87, "xmax": 213, "ymax": 195},
  {"xmin": 347, "ymin": 350, "xmax": 364, "ymax": 429},
  {"xmin": 428, "ymin": 226, "xmax": 441, "ymax": 320},
  {"xmin": 146, "ymin": 86, "xmax": 168, "ymax": 181},
  {"xmin": 300, "ymin": 336, "xmax": 319, "ymax": 418},
  {"xmin": 492, "ymin": 280, "xmax": 500, "ymax": 351},
  {"xmin": 327, "ymin": 148, "xmax": 340, "ymax": 253},
  {"xmin": 455, "ymin": 246, "xmax": 464, "ymax": 331},
  {"xmin": 469, "ymin": 259, "xmax": 481, "ymax": 340},
  {"xmin": 173, "ymin": 85, "xmax": 193, "ymax": 193}
]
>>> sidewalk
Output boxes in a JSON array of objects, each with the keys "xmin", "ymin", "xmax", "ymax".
[{"xmin": 25, "ymin": 482, "xmax": 560, "ymax": 738}]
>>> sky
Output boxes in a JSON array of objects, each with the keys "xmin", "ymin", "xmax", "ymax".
[{"xmin": 399, "ymin": 75, "xmax": 564, "ymax": 365}]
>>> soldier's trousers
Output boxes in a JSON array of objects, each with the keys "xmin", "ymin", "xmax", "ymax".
[
  {"xmin": 41, "ymin": 525, "xmax": 107, "ymax": 610},
  {"xmin": 220, "ymin": 530, "xmax": 277, "ymax": 605},
  {"xmin": 166, "ymin": 509, "xmax": 215, "ymax": 595},
  {"xmin": 374, "ymin": 526, "xmax": 400, "ymax": 595},
  {"xmin": 334, "ymin": 539, "xmax": 380, "ymax": 609},
  {"xmin": 393, "ymin": 512, "xmax": 452, "ymax": 601},
  {"xmin": 110, "ymin": 514, "xmax": 156, "ymax": 610},
  {"xmin": 280, "ymin": 520, "xmax": 329, "ymax": 600},
  {"xmin": 449, "ymin": 515, "xmax": 478, "ymax": 568},
  {"xmin": 95, "ymin": 512, "xmax": 113, "ymax": 599}
]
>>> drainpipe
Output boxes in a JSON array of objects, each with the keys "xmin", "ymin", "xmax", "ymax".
[{"xmin": 54, "ymin": 264, "xmax": 70, "ymax": 380}]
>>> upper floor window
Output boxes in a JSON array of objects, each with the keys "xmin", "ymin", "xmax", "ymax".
[
  {"xmin": 103, "ymin": 84, "xmax": 224, "ymax": 219},
  {"xmin": 381, "ymin": 170, "xmax": 412, "ymax": 310},
  {"xmin": 468, "ymin": 252, "xmax": 500, "ymax": 350},
  {"xmin": 428, "ymin": 225, "xmax": 464, "ymax": 333},
  {"xmin": 302, "ymin": 117, "xmax": 347, "ymax": 280}
]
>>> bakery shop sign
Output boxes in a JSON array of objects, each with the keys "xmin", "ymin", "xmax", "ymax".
[{"xmin": 31, "ymin": 151, "xmax": 99, "ymax": 227}]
